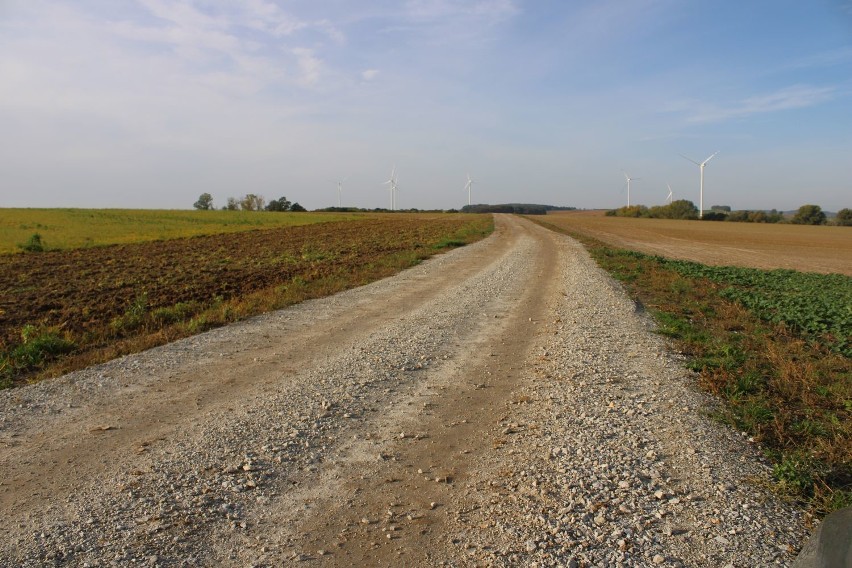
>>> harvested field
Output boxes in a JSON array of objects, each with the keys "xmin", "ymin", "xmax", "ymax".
[
  {"xmin": 0, "ymin": 214, "xmax": 491, "ymax": 385},
  {"xmin": 540, "ymin": 210, "xmax": 852, "ymax": 276}
]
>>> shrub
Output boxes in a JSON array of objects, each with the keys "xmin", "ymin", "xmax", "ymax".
[
  {"xmin": 19, "ymin": 233, "xmax": 45, "ymax": 252},
  {"xmin": 792, "ymin": 204, "xmax": 827, "ymax": 225},
  {"xmin": 835, "ymin": 208, "xmax": 852, "ymax": 227}
]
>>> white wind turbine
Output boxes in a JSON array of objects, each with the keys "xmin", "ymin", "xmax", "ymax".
[
  {"xmin": 680, "ymin": 151, "xmax": 718, "ymax": 218},
  {"xmin": 337, "ymin": 177, "xmax": 347, "ymax": 208},
  {"xmin": 383, "ymin": 166, "xmax": 398, "ymax": 210},
  {"xmin": 623, "ymin": 171, "xmax": 640, "ymax": 207},
  {"xmin": 666, "ymin": 183, "xmax": 673, "ymax": 204},
  {"xmin": 465, "ymin": 174, "xmax": 474, "ymax": 206}
]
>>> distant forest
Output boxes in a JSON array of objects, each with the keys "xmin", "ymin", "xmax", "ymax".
[{"xmin": 460, "ymin": 204, "xmax": 576, "ymax": 215}]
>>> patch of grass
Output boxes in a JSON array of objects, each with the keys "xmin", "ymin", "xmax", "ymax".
[
  {"xmin": 531, "ymin": 216, "xmax": 852, "ymax": 516},
  {"xmin": 18, "ymin": 233, "xmax": 45, "ymax": 252},
  {"xmin": 0, "ymin": 325, "xmax": 76, "ymax": 387},
  {"xmin": 110, "ymin": 293, "xmax": 149, "ymax": 335}
]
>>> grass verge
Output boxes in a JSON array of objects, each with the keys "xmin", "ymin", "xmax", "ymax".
[{"xmin": 532, "ymin": 217, "xmax": 851, "ymax": 516}]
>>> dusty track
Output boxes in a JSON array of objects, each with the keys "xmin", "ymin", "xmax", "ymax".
[{"xmin": 0, "ymin": 215, "xmax": 807, "ymax": 567}]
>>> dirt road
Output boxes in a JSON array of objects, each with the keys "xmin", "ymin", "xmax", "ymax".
[{"xmin": 0, "ymin": 215, "xmax": 807, "ymax": 566}]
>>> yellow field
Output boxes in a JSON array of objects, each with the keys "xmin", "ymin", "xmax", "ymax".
[
  {"xmin": 542, "ymin": 210, "xmax": 852, "ymax": 276},
  {"xmin": 0, "ymin": 209, "xmax": 360, "ymax": 254}
]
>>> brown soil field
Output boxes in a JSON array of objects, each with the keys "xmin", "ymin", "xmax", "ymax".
[
  {"xmin": 539, "ymin": 210, "xmax": 852, "ymax": 276},
  {"xmin": 0, "ymin": 215, "xmax": 490, "ymax": 383}
]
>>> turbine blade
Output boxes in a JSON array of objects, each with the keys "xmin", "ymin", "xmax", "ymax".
[
  {"xmin": 679, "ymin": 153, "xmax": 700, "ymax": 166},
  {"xmin": 702, "ymin": 151, "xmax": 719, "ymax": 165}
]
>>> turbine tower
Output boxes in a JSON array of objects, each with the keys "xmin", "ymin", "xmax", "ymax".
[
  {"xmin": 337, "ymin": 177, "xmax": 347, "ymax": 208},
  {"xmin": 623, "ymin": 172, "xmax": 640, "ymax": 207},
  {"xmin": 680, "ymin": 152, "xmax": 718, "ymax": 218},
  {"xmin": 465, "ymin": 174, "xmax": 474, "ymax": 206},
  {"xmin": 383, "ymin": 166, "xmax": 398, "ymax": 210}
]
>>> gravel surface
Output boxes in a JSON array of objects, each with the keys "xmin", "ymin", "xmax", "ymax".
[{"xmin": 0, "ymin": 215, "xmax": 809, "ymax": 566}]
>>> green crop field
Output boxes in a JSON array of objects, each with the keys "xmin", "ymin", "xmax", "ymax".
[
  {"xmin": 0, "ymin": 208, "xmax": 360, "ymax": 254},
  {"xmin": 642, "ymin": 256, "xmax": 852, "ymax": 358}
]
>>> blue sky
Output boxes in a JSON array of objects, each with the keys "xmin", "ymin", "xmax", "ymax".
[{"xmin": 1, "ymin": 0, "xmax": 851, "ymax": 211}]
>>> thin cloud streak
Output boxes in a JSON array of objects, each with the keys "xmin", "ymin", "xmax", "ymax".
[{"xmin": 685, "ymin": 85, "xmax": 836, "ymax": 123}]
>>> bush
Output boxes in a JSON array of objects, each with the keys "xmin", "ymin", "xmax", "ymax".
[
  {"xmin": 19, "ymin": 233, "xmax": 45, "ymax": 252},
  {"xmin": 609, "ymin": 205, "xmax": 648, "ymax": 218},
  {"xmin": 726, "ymin": 209, "xmax": 783, "ymax": 223},
  {"xmin": 835, "ymin": 208, "xmax": 852, "ymax": 227},
  {"xmin": 792, "ymin": 204, "xmax": 826, "ymax": 225}
]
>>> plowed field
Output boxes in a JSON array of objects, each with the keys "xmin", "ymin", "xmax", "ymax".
[
  {"xmin": 538, "ymin": 210, "xmax": 852, "ymax": 276},
  {"xmin": 0, "ymin": 215, "xmax": 491, "ymax": 384}
]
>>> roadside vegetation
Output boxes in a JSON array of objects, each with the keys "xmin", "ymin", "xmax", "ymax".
[
  {"xmin": 0, "ymin": 214, "xmax": 493, "ymax": 388},
  {"xmin": 533, "ymin": 217, "xmax": 851, "ymax": 515}
]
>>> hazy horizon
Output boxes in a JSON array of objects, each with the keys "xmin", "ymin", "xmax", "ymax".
[{"xmin": 2, "ymin": 1, "xmax": 851, "ymax": 212}]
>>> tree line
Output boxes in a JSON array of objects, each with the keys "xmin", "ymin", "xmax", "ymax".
[
  {"xmin": 607, "ymin": 201, "xmax": 851, "ymax": 226},
  {"xmin": 193, "ymin": 193, "xmax": 306, "ymax": 212}
]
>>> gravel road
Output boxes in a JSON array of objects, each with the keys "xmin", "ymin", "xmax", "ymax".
[{"xmin": 0, "ymin": 215, "xmax": 808, "ymax": 567}]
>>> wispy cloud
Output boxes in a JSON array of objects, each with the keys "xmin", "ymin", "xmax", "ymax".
[
  {"xmin": 685, "ymin": 84, "xmax": 836, "ymax": 123},
  {"xmin": 292, "ymin": 48, "xmax": 322, "ymax": 87},
  {"xmin": 404, "ymin": 0, "xmax": 518, "ymax": 22},
  {"xmin": 361, "ymin": 69, "xmax": 380, "ymax": 81},
  {"xmin": 786, "ymin": 47, "xmax": 852, "ymax": 70}
]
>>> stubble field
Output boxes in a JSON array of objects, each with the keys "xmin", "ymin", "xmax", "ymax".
[{"xmin": 542, "ymin": 210, "xmax": 852, "ymax": 276}]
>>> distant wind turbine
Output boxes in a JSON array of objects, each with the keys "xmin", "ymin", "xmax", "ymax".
[
  {"xmin": 465, "ymin": 174, "xmax": 474, "ymax": 206},
  {"xmin": 383, "ymin": 166, "xmax": 398, "ymax": 210},
  {"xmin": 680, "ymin": 152, "xmax": 718, "ymax": 218},
  {"xmin": 622, "ymin": 171, "xmax": 640, "ymax": 207},
  {"xmin": 337, "ymin": 177, "xmax": 347, "ymax": 208},
  {"xmin": 666, "ymin": 183, "xmax": 673, "ymax": 204}
]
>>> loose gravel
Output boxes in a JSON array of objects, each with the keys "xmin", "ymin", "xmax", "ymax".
[
  {"xmin": 439, "ymin": 233, "xmax": 808, "ymax": 567},
  {"xmin": 0, "ymin": 216, "xmax": 809, "ymax": 567}
]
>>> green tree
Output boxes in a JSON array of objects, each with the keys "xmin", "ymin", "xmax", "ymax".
[
  {"xmin": 290, "ymin": 202, "xmax": 307, "ymax": 212},
  {"xmin": 792, "ymin": 204, "xmax": 826, "ymax": 225},
  {"xmin": 240, "ymin": 194, "xmax": 266, "ymax": 211},
  {"xmin": 193, "ymin": 192, "xmax": 214, "ymax": 210},
  {"xmin": 223, "ymin": 197, "xmax": 239, "ymax": 211},
  {"xmin": 667, "ymin": 199, "xmax": 699, "ymax": 220},
  {"xmin": 266, "ymin": 196, "xmax": 292, "ymax": 211},
  {"xmin": 835, "ymin": 208, "xmax": 852, "ymax": 226}
]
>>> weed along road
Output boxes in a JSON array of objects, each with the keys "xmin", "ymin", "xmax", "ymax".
[{"xmin": 0, "ymin": 215, "xmax": 807, "ymax": 566}]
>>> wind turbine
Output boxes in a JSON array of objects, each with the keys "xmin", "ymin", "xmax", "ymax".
[
  {"xmin": 680, "ymin": 152, "xmax": 718, "ymax": 218},
  {"xmin": 383, "ymin": 166, "xmax": 398, "ymax": 210},
  {"xmin": 666, "ymin": 183, "xmax": 673, "ymax": 205},
  {"xmin": 337, "ymin": 177, "xmax": 347, "ymax": 208},
  {"xmin": 465, "ymin": 174, "xmax": 474, "ymax": 206},
  {"xmin": 622, "ymin": 172, "xmax": 640, "ymax": 207}
]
